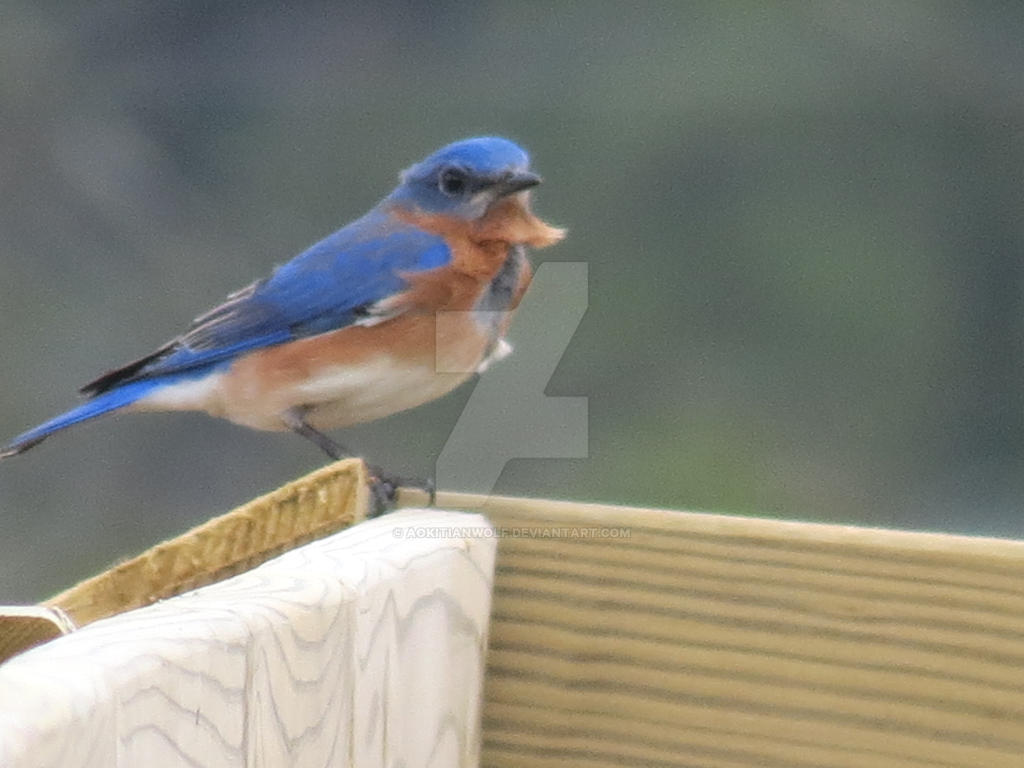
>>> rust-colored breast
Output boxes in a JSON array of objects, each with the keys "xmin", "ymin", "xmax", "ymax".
[{"xmin": 394, "ymin": 194, "xmax": 565, "ymax": 280}]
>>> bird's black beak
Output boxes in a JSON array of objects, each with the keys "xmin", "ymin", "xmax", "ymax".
[{"xmin": 494, "ymin": 170, "xmax": 542, "ymax": 197}]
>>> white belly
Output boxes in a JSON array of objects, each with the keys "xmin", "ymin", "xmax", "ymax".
[
  {"xmin": 296, "ymin": 357, "xmax": 475, "ymax": 430},
  {"xmin": 129, "ymin": 349, "xmax": 500, "ymax": 432}
]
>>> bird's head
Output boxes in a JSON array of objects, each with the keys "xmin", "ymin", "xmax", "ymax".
[{"xmin": 387, "ymin": 137, "xmax": 544, "ymax": 220}]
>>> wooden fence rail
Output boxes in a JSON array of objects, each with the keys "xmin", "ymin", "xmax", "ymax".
[{"xmin": 4, "ymin": 463, "xmax": 1024, "ymax": 767}]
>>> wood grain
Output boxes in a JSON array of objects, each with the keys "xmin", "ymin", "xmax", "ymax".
[
  {"xmin": 0, "ymin": 510, "xmax": 496, "ymax": 768},
  {"xmin": 428, "ymin": 493, "xmax": 1024, "ymax": 768},
  {"xmin": 45, "ymin": 458, "xmax": 369, "ymax": 628}
]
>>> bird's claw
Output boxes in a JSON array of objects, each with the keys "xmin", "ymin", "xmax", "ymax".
[{"xmin": 366, "ymin": 467, "xmax": 436, "ymax": 517}]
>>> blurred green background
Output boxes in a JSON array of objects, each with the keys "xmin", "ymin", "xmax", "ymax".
[{"xmin": 2, "ymin": 2, "xmax": 1023, "ymax": 600}]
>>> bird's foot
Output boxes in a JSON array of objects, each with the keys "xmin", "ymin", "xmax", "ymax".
[{"xmin": 366, "ymin": 466, "xmax": 436, "ymax": 517}]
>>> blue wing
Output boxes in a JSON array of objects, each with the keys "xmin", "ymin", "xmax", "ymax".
[
  {"xmin": 82, "ymin": 208, "xmax": 451, "ymax": 395},
  {"xmin": 1, "ymin": 208, "xmax": 450, "ymax": 457}
]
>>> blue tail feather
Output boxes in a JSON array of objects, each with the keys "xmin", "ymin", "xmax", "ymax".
[{"xmin": 2, "ymin": 370, "xmax": 209, "ymax": 458}]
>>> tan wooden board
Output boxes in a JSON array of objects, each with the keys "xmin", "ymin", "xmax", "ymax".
[{"xmin": 428, "ymin": 493, "xmax": 1024, "ymax": 768}]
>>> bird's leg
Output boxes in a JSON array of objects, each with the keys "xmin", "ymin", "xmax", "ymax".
[
  {"xmin": 280, "ymin": 407, "xmax": 432, "ymax": 516},
  {"xmin": 281, "ymin": 407, "xmax": 352, "ymax": 460},
  {"xmin": 282, "ymin": 408, "xmax": 389, "ymax": 513}
]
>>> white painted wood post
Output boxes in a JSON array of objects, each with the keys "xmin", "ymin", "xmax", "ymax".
[{"xmin": 0, "ymin": 510, "xmax": 496, "ymax": 768}]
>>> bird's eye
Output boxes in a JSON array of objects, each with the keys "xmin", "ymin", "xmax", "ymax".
[{"xmin": 438, "ymin": 167, "xmax": 468, "ymax": 197}]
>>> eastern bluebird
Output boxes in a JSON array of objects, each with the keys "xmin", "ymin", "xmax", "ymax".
[{"xmin": 1, "ymin": 136, "xmax": 564, "ymax": 503}]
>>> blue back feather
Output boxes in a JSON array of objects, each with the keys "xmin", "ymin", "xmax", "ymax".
[{"xmin": 143, "ymin": 209, "xmax": 451, "ymax": 377}]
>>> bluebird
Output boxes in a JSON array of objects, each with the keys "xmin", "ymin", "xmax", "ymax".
[{"xmin": 1, "ymin": 137, "xmax": 564, "ymax": 503}]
